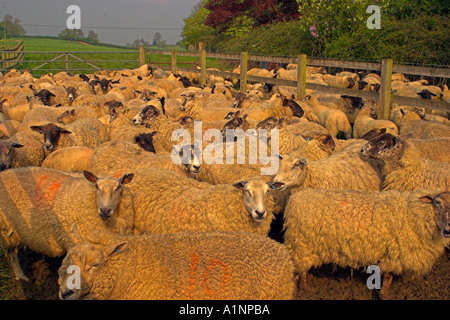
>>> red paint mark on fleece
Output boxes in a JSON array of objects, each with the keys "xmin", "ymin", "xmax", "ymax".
[{"xmin": 33, "ymin": 175, "xmax": 62, "ymax": 207}]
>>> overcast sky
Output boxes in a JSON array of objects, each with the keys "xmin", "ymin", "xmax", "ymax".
[{"xmin": 0, "ymin": 0, "xmax": 201, "ymax": 45}]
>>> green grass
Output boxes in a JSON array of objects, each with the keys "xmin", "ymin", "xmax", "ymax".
[
  {"xmin": 0, "ymin": 249, "xmax": 16, "ymax": 300},
  {"xmin": 7, "ymin": 37, "xmax": 226, "ymax": 75}
]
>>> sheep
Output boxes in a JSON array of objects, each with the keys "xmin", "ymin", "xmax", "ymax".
[
  {"xmin": 127, "ymin": 167, "xmax": 282, "ymax": 236},
  {"xmin": 353, "ymin": 104, "xmax": 398, "ymax": 139},
  {"xmin": 305, "ymin": 95, "xmax": 352, "ymax": 139},
  {"xmin": 360, "ymin": 133, "xmax": 450, "ymax": 192},
  {"xmin": 283, "ymin": 188, "xmax": 450, "ymax": 299},
  {"xmin": 270, "ymin": 142, "xmax": 382, "ymax": 214},
  {"xmin": 134, "ymin": 132, "xmax": 157, "ymax": 153},
  {"xmin": 279, "ymin": 94, "xmax": 304, "ymax": 118},
  {"xmin": 0, "ymin": 141, "xmax": 23, "ymax": 171},
  {"xmin": 0, "ymin": 119, "xmax": 21, "ymax": 139},
  {"xmin": 57, "ymin": 228, "xmax": 295, "ymax": 300},
  {"xmin": 5, "ymin": 131, "xmax": 46, "ymax": 168},
  {"xmin": 400, "ymin": 120, "xmax": 450, "ymax": 139},
  {"xmin": 231, "ymin": 92, "xmax": 263, "ymax": 109},
  {"xmin": 41, "ymin": 147, "xmax": 95, "ymax": 173},
  {"xmin": 324, "ymin": 74, "xmax": 356, "ymax": 89},
  {"xmin": 0, "ymin": 167, "xmax": 135, "ymax": 280},
  {"xmin": 30, "ymin": 117, "xmax": 109, "ymax": 151}
]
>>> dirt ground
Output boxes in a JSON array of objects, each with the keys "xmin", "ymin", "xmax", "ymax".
[{"xmin": 1, "ymin": 216, "xmax": 449, "ymax": 300}]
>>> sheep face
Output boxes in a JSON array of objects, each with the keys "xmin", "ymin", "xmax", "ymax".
[
  {"xmin": 34, "ymin": 89, "xmax": 56, "ymax": 106},
  {"xmin": 83, "ymin": 171, "xmax": 134, "ymax": 220},
  {"xmin": 134, "ymin": 132, "xmax": 156, "ymax": 153},
  {"xmin": 341, "ymin": 95, "xmax": 365, "ymax": 109},
  {"xmin": 132, "ymin": 105, "xmax": 161, "ymax": 125},
  {"xmin": 360, "ymin": 128, "xmax": 387, "ymax": 141},
  {"xmin": 301, "ymin": 134, "xmax": 336, "ymax": 152},
  {"xmin": 30, "ymin": 123, "xmax": 72, "ymax": 151},
  {"xmin": 58, "ymin": 228, "xmax": 126, "ymax": 300},
  {"xmin": 64, "ymin": 86, "xmax": 78, "ymax": 104},
  {"xmin": 0, "ymin": 142, "xmax": 23, "ymax": 171},
  {"xmin": 420, "ymin": 192, "xmax": 450, "ymax": 238},
  {"xmin": 57, "ymin": 109, "xmax": 76, "ymax": 124},
  {"xmin": 180, "ymin": 92, "xmax": 195, "ymax": 109},
  {"xmin": 232, "ymin": 92, "xmax": 246, "ymax": 108},
  {"xmin": 272, "ymin": 155, "xmax": 308, "ymax": 191},
  {"xmin": 178, "ymin": 76, "xmax": 192, "ymax": 88},
  {"xmin": 175, "ymin": 143, "xmax": 202, "ymax": 174},
  {"xmin": 417, "ymin": 89, "xmax": 437, "ymax": 100},
  {"xmin": 256, "ymin": 117, "xmax": 279, "ymax": 130},
  {"xmin": 233, "ymin": 180, "xmax": 277, "ymax": 221},
  {"xmin": 359, "ymin": 133, "xmax": 405, "ymax": 162}
]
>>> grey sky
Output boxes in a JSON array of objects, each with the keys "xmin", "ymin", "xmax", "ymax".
[{"xmin": 0, "ymin": 0, "xmax": 201, "ymax": 45}]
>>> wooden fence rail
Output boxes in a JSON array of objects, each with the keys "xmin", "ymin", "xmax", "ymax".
[
  {"xmin": 149, "ymin": 49, "xmax": 450, "ymax": 119},
  {"xmin": 0, "ymin": 40, "xmax": 24, "ymax": 71}
]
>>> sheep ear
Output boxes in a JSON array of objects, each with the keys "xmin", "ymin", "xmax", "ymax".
[
  {"xmin": 83, "ymin": 170, "xmax": 98, "ymax": 184},
  {"xmin": 119, "ymin": 173, "xmax": 134, "ymax": 185},
  {"xmin": 29, "ymin": 125, "xmax": 44, "ymax": 134},
  {"xmin": 10, "ymin": 143, "xmax": 24, "ymax": 149},
  {"xmin": 70, "ymin": 224, "xmax": 83, "ymax": 245},
  {"xmin": 149, "ymin": 131, "xmax": 157, "ymax": 137},
  {"xmin": 419, "ymin": 194, "xmax": 435, "ymax": 203},
  {"xmin": 232, "ymin": 181, "xmax": 247, "ymax": 190},
  {"xmin": 106, "ymin": 242, "xmax": 127, "ymax": 259}
]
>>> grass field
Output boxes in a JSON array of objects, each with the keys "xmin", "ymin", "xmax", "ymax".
[{"xmin": 4, "ymin": 37, "xmax": 225, "ymax": 75}]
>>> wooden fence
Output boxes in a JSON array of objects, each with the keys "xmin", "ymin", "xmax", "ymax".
[
  {"xmin": 148, "ymin": 50, "xmax": 450, "ymax": 119},
  {"xmin": 0, "ymin": 40, "xmax": 24, "ymax": 71}
]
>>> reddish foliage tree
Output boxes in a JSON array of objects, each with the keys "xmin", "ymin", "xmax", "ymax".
[{"xmin": 205, "ymin": 0, "xmax": 299, "ymax": 33}]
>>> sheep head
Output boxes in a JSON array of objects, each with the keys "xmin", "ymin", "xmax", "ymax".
[
  {"xmin": 64, "ymin": 86, "xmax": 78, "ymax": 104},
  {"xmin": 359, "ymin": 133, "xmax": 411, "ymax": 174},
  {"xmin": 0, "ymin": 142, "xmax": 23, "ymax": 171},
  {"xmin": 30, "ymin": 123, "xmax": 72, "ymax": 151},
  {"xmin": 83, "ymin": 170, "xmax": 134, "ymax": 221},
  {"xmin": 271, "ymin": 155, "xmax": 308, "ymax": 191},
  {"xmin": 233, "ymin": 179, "xmax": 284, "ymax": 222},
  {"xmin": 420, "ymin": 192, "xmax": 450, "ymax": 238},
  {"xmin": 172, "ymin": 142, "xmax": 202, "ymax": 174},
  {"xmin": 132, "ymin": 105, "xmax": 161, "ymax": 125},
  {"xmin": 57, "ymin": 109, "xmax": 76, "ymax": 124},
  {"xmin": 58, "ymin": 225, "xmax": 126, "ymax": 300},
  {"xmin": 134, "ymin": 132, "xmax": 157, "ymax": 153}
]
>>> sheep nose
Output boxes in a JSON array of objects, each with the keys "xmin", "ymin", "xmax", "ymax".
[
  {"xmin": 45, "ymin": 143, "xmax": 53, "ymax": 150},
  {"xmin": 192, "ymin": 165, "xmax": 200, "ymax": 171},
  {"xmin": 99, "ymin": 208, "xmax": 112, "ymax": 219},
  {"xmin": 0, "ymin": 164, "xmax": 7, "ymax": 171},
  {"xmin": 255, "ymin": 210, "xmax": 265, "ymax": 219},
  {"xmin": 59, "ymin": 289, "xmax": 74, "ymax": 300}
]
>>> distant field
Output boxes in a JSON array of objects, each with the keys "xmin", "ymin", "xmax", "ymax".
[{"xmin": 6, "ymin": 37, "xmax": 224, "ymax": 75}]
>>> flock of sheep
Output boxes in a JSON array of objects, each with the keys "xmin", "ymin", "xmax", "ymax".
[{"xmin": 0, "ymin": 60, "xmax": 449, "ymax": 300}]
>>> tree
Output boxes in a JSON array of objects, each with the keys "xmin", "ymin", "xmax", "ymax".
[
  {"xmin": 181, "ymin": 1, "xmax": 216, "ymax": 47},
  {"xmin": 0, "ymin": 14, "xmax": 26, "ymax": 37},
  {"xmin": 152, "ymin": 32, "xmax": 162, "ymax": 45},
  {"xmin": 58, "ymin": 28, "xmax": 85, "ymax": 41},
  {"xmin": 204, "ymin": 0, "xmax": 299, "ymax": 33},
  {"xmin": 86, "ymin": 30, "xmax": 99, "ymax": 44}
]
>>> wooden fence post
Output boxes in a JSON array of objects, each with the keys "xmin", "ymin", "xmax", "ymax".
[
  {"xmin": 240, "ymin": 51, "xmax": 248, "ymax": 93},
  {"xmin": 379, "ymin": 58, "xmax": 393, "ymax": 120},
  {"xmin": 297, "ymin": 54, "xmax": 307, "ymax": 100},
  {"xmin": 200, "ymin": 49, "xmax": 207, "ymax": 86},
  {"xmin": 171, "ymin": 49, "xmax": 177, "ymax": 74},
  {"xmin": 138, "ymin": 45, "xmax": 146, "ymax": 66}
]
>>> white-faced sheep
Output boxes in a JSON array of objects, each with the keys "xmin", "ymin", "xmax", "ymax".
[
  {"xmin": 353, "ymin": 104, "xmax": 398, "ymax": 139},
  {"xmin": 0, "ymin": 167, "xmax": 135, "ymax": 280},
  {"xmin": 304, "ymin": 95, "xmax": 352, "ymax": 139},
  {"xmin": 283, "ymin": 188, "xmax": 450, "ymax": 299},
  {"xmin": 360, "ymin": 133, "xmax": 450, "ymax": 192},
  {"xmin": 126, "ymin": 167, "xmax": 282, "ymax": 236},
  {"xmin": 58, "ymin": 228, "xmax": 295, "ymax": 300}
]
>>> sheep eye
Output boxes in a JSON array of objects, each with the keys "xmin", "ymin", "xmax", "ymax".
[
  {"xmin": 94, "ymin": 183, "xmax": 99, "ymax": 189},
  {"xmin": 92, "ymin": 263, "xmax": 101, "ymax": 268}
]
